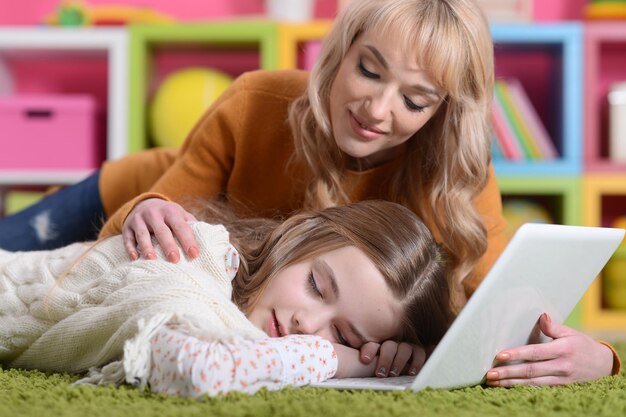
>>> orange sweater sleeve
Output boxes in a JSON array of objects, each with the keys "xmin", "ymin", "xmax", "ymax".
[{"xmin": 98, "ymin": 72, "xmax": 249, "ymax": 237}]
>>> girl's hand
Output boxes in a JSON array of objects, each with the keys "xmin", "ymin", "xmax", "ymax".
[
  {"xmin": 359, "ymin": 341, "xmax": 427, "ymax": 377},
  {"xmin": 122, "ymin": 198, "xmax": 199, "ymax": 263},
  {"xmin": 486, "ymin": 313, "xmax": 614, "ymax": 387},
  {"xmin": 332, "ymin": 343, "xmax": 377, "ymax": 378}
]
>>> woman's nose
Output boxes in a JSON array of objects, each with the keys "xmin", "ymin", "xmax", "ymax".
[{"xmin": 364, "ymin": 88, "xmax": 394, "ymax": 121}]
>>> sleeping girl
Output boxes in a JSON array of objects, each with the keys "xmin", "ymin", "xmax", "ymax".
[{"xmin": 0, "ymin": 200, "xmax": 453, "ymax": 397}]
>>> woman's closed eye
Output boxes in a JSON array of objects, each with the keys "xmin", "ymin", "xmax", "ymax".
[
  {"xmin": 358, "ymin": 59, "xmax": 379, "ymax": 79},
  {"xmin": 404, "ymin": 96, "xmax": 426, "ymax": 113}
]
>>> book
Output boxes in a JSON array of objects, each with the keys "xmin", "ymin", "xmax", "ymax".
[{"xmin": 506, "ymin": 78, "xmax": 558, "ymax": 159}]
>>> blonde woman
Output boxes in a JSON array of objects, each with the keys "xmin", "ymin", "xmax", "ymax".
[
  {"xmin": 0, "ymin": 201, "xmax": 452, "ymax": 397},
  {"xmin": 0, "ymin": 0, "xmax": 619, "ymax": 385}
]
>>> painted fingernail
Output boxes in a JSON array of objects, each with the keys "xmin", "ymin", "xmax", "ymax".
[
  {"xmin": 497, "ymin": 352, "xmax": 510, "ymax": 361},
  {"xmin": 129, "ymin": 251, "xmax": 139, "ymax": 260},
  {"xmin": 376, "ymin": 367, "xmax": 387, "ymax": 377},
  {"xmin": 167, "ymin": 251, "xmax": 179, "ymax": 262},
  {"xmin": 487, "ymin": 371, "xmax": 499, "ymax": 379},
  {"xmin": 145, "ymin": 252, "xmax": 156, "ymax": 260},
  {"xmin": 188, "ymin": 246, "xmax": 199, "ymax": 258},
  {"xmin": 389, "ymin": 367, "xmax": 399, "ymax": 377},
  {"xmin": 408, "ymin": 368, "xmax": 418, "ymax": 376}
]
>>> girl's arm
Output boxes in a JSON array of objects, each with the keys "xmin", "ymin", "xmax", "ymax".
[{"xmin": 148, "ymin": 325, "xmax": 337, "ymax": 397}]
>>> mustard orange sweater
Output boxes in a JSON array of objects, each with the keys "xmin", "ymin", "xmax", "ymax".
[{"xmin": 99, "ymin": 69, "xmax": 508, "ymax": 295}]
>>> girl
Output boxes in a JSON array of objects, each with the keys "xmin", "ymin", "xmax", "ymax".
[{"xmin": 0, "ymin": 201, "xmax": 453, "ymax": 397}]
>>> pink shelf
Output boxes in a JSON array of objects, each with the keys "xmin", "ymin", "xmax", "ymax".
[{"xmin": 584, "ymin": 22, "xmax": 626, "ymax": 172}]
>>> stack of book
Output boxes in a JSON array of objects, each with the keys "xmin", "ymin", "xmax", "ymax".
[{"xmin": 491, "ymin": 78, "xmax": 558, "ymax": 161}]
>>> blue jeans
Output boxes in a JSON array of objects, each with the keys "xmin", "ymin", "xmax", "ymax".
[{"xmin": 0, "ymin": 171, "xmax": 105, "ymax": 251}]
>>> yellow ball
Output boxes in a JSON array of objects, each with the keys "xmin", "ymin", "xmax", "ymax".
[
  {"xmin": 150, "ymin": 67, "xmax": 233, "ymax": 147},
  {"xmin": 502, "ymin": 199, "xmax": 553, "ymax": 240}
]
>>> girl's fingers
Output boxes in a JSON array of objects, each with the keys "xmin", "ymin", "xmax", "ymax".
[
  {"xmin": 406, "ymin": 345, "xmax": 427, "ymax": 376},
  {"xmin": 375, "ymin": 341, "xmax": 399, "ymax": 377},
  {"xmin": 358, "ymin": 341, "xmax": 380, "ymax": 364},
  {"xmin": 388, "ymin": 343, "xmax": 413, "ymax": 377}
]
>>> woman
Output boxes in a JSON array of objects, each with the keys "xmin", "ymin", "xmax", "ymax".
[{"xmin": 0, "ymin": 201, "xmax": 453, "ymax": 396}]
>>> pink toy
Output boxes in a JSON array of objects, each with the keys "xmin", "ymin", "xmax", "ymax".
[{"xmin": 0, "ymin": 94, "xmax": 99, "ymax": 170}]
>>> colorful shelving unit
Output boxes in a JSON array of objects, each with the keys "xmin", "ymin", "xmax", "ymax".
[
  {"xmin": 491, "ymin": 23, "xmax": 583, "ymax": 176},
  {"xmin": 127, "ymin": 22, "xmax": 279, "ymax": 152}
]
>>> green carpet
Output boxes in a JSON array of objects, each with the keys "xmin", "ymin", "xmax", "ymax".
[{"xmin": 2, "ymin": 343, "xmax": 626, "ymax": 417}]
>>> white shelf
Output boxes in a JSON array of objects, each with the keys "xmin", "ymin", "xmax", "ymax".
[
  {"xmin": 0, "ymin": 27, "xmax": 129, "ymax": 185},
  {"xmin": 0, "ymin": 170, "xmax": 94, "ymax": 186}
]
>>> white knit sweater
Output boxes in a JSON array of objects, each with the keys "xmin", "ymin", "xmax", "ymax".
[{"xmin": 0, "ymin": 222, "xmax": 265, "ymax": 386}]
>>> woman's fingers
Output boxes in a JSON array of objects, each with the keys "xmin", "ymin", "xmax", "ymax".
[{"xmin": 122, "ymin": 198, "xmax": 199, "ymax": 262}]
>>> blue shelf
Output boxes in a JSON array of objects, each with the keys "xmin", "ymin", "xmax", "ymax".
[{"xmin": 490, "ymin": 23, "xmax": 583, "ymax": 176}]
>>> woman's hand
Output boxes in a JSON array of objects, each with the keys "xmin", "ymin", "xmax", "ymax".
[
  {"xmin": 122, "ymin": 198, "xmax": 199, "ymax": 263},
  {"xmin": 486, "ymin": 313, "xmax": 614, "ymax": 387},
  {"xmin": 359, "ymin": 341, "xmax": 427, "ymax": 377}
]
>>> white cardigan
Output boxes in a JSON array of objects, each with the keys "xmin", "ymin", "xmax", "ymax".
[{"xmin": 0, "ymin": 222, "xmax": 266, "ymax": 387}]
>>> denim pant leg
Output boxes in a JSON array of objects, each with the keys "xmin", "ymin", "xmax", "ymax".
[{"xmin": 0, "ymin": 171, "xmax": 105, "ymax": 251}]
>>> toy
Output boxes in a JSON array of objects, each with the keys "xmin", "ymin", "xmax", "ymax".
[
  {"xmin": 501, "ymin": 199, "xmax": 553, "ymax": 240},
  {"xmin": 585, "ymin": 0, "xmax": 626, "ymax": 20},
  {"xmin": 45, "ymin": 1, "xmax": 175, "ymax": 26},
  {"xmin": 149, "ymin": 68, "xmax": 234, "ymax": 148}
]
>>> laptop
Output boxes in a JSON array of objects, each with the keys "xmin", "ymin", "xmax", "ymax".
[{"xmin": 311, "ymin": 223, "xmax": 624, "ymax": 391}]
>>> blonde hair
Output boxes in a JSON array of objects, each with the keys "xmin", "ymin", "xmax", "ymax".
[
  {"xmin": 197, "ymin": 200, "xmax": 454, "ymax": 347},
  {"xmin": 288, "ymin": 0, "xmax": 494, "ymax": 288}
]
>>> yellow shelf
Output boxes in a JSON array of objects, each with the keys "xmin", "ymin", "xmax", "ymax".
[
  {"xmin": 582, "ymin": 174, "xmax": 626, "ymax": 330},
  {"xmin": 277, "ymin": 21, "xmax": 331, "ymax": 69}
]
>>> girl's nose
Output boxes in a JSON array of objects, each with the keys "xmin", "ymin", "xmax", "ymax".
[{"xmin": 291, "ymin": 310, "xmax": 333, "ymax": 339}]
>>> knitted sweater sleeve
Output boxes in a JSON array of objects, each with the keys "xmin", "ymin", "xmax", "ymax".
[{"xmin": 148, "ymin": 325, "xmax": 337, "ymax": 397}]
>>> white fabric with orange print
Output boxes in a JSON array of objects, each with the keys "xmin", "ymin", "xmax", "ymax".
[{"xmin": 149, "ymin": 325, "xmax": 337, "ymax": 397}]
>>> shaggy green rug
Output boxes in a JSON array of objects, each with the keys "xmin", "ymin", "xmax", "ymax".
[{"xmin": 2, "ymin": 342, "xmax": 626, "ymax": 417}]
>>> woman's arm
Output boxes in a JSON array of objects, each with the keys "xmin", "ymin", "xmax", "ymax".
[{"xmin": 148, "ymin": 325, "xmax": 337, "ymax": 397}]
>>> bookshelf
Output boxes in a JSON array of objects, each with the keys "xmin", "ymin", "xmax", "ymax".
[
  {"xmin": 127, "ymin": 22, "xmax": 279, "ymax": 152},
  {"xmin": 584, "ymin": 22, "xmax": 626, "ymax": 172},
  {"xmin": 0, "ymin": 27, "xmax": 128, "ymax": 185},
  {"xmin": 491, "ymin": 23, "xmax": 583, "ymax": 176}
]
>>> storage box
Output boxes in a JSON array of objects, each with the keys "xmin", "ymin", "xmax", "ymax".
[{"xmin": 0, "ymin": 94, "xmax": 99, "ymax": 170}]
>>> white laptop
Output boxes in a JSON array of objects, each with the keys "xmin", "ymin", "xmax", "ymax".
[{"xmin": 311, "ymin": 223, "xmax": 624, "ymax": 391}]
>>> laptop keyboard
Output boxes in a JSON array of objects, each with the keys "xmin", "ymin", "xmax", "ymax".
[{"xmin": 310, "ymin": 375, "xmax": 415, "ymax": 391}]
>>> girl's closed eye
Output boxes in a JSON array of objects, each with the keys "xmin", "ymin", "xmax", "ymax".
[{"xmin": 307, "ymin": 271, "xmax": 323, "ymax": 300}]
